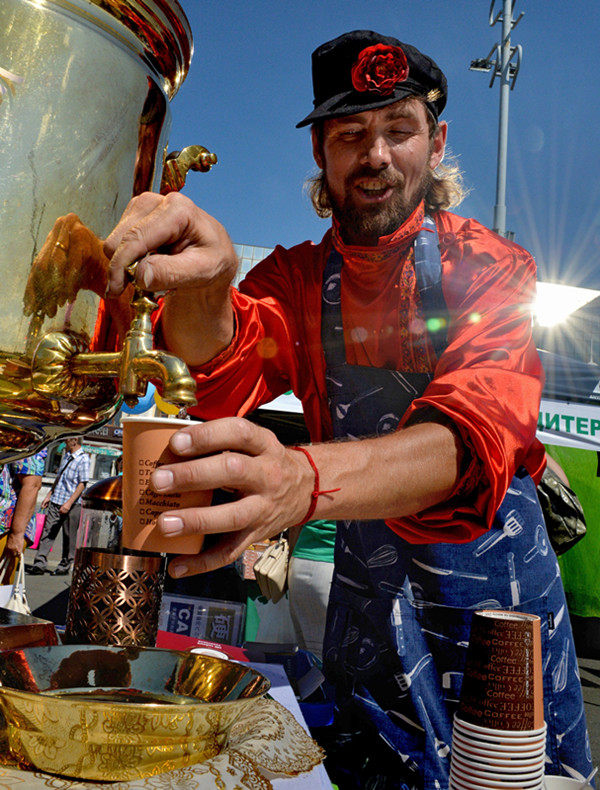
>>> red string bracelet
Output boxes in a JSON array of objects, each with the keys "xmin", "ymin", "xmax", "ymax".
[{"xmin": 289, "ymin": 446, "xmax": 341, "ymax": 526}]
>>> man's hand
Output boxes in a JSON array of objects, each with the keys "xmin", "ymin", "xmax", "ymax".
[
  {"xmin": 104, "ymin": 191, "xmax": 238, "ymax": 296},
  {"xmin": 103, "ymin": 191, "xmax": 238, "ymax": 366},
  {"xmin": 146, "ymin": 416, "xmax": 464, "ymax": 580},
  {"xmin": 146, "ymin": 417, "xmax": 315, "ymax": 579},
  {"xmin": 24, "ymin": 213, "xmax": 109, "ymax": 318}
]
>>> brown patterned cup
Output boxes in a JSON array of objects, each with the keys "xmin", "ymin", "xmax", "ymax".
[{"xmin": 457, "ymin": 610, "xmax": 544, "ymax": 732}]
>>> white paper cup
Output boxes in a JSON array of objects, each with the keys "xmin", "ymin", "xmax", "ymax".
[
  {"xmin": 452, "ymin": 730, "xmax": 546, "ymax": 758},
  {"xmin": 451, "ymin": 745, "xmax": 545, "ymax": 770},
  {"xmin": 454, "ymin": 714, "xmax": 547, "ymax": 742},
  {"xmin": 451, "ymin": 762, "xmax": 544, "ymax": 789},
  {"xmin": 451, "ymin": 752, "xmax": 545, "ymax": 777},
  {"xmin": 122, "ymin": 416, "xmax": 210, "ymax": 554},
  {"xmin": 451, "ymin": 773, "xmax": 543, "ymax": 790}
]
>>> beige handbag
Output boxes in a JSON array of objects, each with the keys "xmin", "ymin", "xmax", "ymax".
[
  {"xmin": 0, "ymin": 556, "xmax": 32, "ymax": 615},
  {"xmin": 253, "ymin": 534, "xmax": 290, "ymax": 604}
]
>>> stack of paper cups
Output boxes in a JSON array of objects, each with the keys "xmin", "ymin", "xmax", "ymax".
[{"xmin": 450, "ymin": 610, "xmax": 546, "ymax": 790}]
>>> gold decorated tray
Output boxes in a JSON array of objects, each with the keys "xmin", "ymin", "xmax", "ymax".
[{"xmin": 0, "ymin": 645, "xmax": 270, "ymax": 782}]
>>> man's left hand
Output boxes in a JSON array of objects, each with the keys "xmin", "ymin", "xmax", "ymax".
[{"xmin": 148, "ymin": 417, "xmax": 314, "ymax": 578}]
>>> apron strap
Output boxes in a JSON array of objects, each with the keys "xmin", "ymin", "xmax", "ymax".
[{"xmin": 413, "ymin": 215, "xmax": 448, "ymax": 359}]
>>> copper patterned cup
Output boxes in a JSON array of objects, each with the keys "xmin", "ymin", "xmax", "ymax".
[{"xmin": 64, "ymin": 548, "xmax": 166, "ymax": 647}]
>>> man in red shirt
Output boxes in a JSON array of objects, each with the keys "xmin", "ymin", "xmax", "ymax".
[{"xmin": 103, "ymin": 30, "xmax": 590, "ymax": 789}]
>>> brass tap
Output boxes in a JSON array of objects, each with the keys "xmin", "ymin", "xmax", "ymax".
[
  {"xmin": 31, "ymin": 277, "xmax": 197, "ymax": 410},
  {"xmin": 115, "ymin": 286, "xmax": 197, "ymax": 408}
]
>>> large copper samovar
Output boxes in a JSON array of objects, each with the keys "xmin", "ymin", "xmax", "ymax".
[{"xmin": 0, "ymin": 0, "xmax": 214, "ymax": 461}]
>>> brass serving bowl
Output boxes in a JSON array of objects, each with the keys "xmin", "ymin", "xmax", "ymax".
[{"xmin": 0, "ymin": 645, "xmax": 270, "ymax": 781}]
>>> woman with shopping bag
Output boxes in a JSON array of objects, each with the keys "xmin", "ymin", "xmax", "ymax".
[{"xmin": 0, "ymin": 449, "xmax": 47, "ymax": 584}]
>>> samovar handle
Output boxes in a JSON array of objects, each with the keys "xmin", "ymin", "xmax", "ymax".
[{"xmin": 160, "ymin": 145, "xmax": 218, "ymax": 194}]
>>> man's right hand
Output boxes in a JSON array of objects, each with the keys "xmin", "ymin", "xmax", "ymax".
[{"xmin": 103, "ymin": 191, "xmax": 239, "ymax": 367}]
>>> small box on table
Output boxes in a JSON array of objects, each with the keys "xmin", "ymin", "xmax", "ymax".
[{"xmin": 159, "ymin": 593, "xmax": 246, "ymax": 646}]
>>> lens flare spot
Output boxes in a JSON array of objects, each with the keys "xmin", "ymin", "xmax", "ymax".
[
  {"xmin": 410, "ymin": 318, "xmax": 426, "ymax": 336},
  {"xmin": 426, "ymin": 317, "xmax": 447, "ymax": 333},
  {"xmin": 257, "ymin": 337, "xmax": 278, "ymax": 359},
  {"xmin": 468, "ymin": 312, "xmax": 482, "ymax": 324},
  {"xmin": 350, "ymin": 326, "xmax": 369, "ymax": 343}
]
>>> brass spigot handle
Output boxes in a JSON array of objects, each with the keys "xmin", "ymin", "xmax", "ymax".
[{"xmin": 160, "ymin": 144, "xmax": 217, "ymax": 194}]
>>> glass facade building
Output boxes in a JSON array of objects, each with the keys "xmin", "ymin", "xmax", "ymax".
[{"xmin": 233, "ymin": 243, "xmax": 273, "ymax": 286}]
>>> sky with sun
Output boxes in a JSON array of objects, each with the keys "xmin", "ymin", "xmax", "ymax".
[{"xmin": 167, "ymin": 1, "xmax": 599, "ymax": 289}]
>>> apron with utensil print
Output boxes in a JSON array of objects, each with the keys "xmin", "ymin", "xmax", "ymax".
[{"xmin": 320, "ymin": 224, "xmax": 593, "ymax": 790}]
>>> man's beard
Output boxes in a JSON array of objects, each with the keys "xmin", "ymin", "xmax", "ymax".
[{"xmin": 328, "ymin": 165, "xmax": 432, "ymax": 245}]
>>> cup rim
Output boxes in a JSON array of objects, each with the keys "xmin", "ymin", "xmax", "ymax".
[
  {"xmin": 450, "ymin": 774, "xmax": 544, "ymax": 790},
  {"xmin": 450, "ymin": 763, "xmax": 545, "ymax": 788},
  {"xmin": 451, "ymin": 751, "xmax": 545, "ymax": 776},
  {"xmin": 451, "ymin": 747, "xmax": 545, "ymax": 768},
  {"xmin": 121, "ymin": 415, "xmax": 194, "ymax": 426},
  {"xmin": 454, "ymin": 714, "xmax": 547, "ymax": 740},
  {"xmin": 451, "ymin": 757, "xmax": 545, "ymax": 778},
  {"xmin": 452, "ymin": 730, "xmax": 547, "ymax": 755}
]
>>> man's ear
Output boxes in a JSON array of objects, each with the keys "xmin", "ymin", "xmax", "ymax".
[
  {"xmin": 430, "ymin": 121, "xmax": 447, "ymax": 170},
  {"xmin": 311, "ymin": 127, "xmax": 324, "ymax": 169}
]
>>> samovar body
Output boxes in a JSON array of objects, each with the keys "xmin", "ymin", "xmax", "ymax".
[{"xmin": 0, "ymin": 0, "xmax": 197, "ymax": 460}]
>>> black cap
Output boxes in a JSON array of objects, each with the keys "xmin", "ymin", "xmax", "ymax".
[{"xmin": 297, "ymin": 30, "xmax": 447, "ymax": 128}]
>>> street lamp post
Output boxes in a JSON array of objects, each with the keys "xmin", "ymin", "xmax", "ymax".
[{"xmin": 470, "ymin": 0, "xmax": 524, "ymax": 239}]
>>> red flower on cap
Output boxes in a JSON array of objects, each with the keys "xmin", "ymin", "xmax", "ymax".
[{"xmin": 351, "ymin": 44, "xmax": 409, "ymax": 96}]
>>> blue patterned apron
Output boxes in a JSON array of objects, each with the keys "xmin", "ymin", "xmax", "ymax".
[{"xmin": 320, "ymin": 225, "xmax": 593, "ymax": 789}]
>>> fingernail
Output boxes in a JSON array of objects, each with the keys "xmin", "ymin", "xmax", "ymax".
[
  {"xmin": 142, "ymin": 261, "xmax": 154, "ymax": 289},
  {"xmin": 170, "ymin": 563, "xmax": 188, "ymax": 578},
  {"xmin": 162, "ymin": 516, "xmax": 183, "ymax": 535},
  {"xmin": 152, "ymin": 469, "xmax": 173, "ymax": 490},
  {"xmin": 171, "ymin": 431, "xmax": 192, "ymax": 452}
]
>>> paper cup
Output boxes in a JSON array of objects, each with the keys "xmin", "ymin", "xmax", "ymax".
[
  {"xmin": 122, "ymin": 416, "xmax": 210, "ymax": 554},
  {"xmin": 454, "ymin": 716, "xmax": 547, "ymax": 744},
  {"xmin": 458, "ymin": 610, "xmax": 544, "ymax": 731},
  {"xmin": 452, "ymin": 729, "xmax": 546, "ymax": 758},
  {"xmin": 451, "ymin": 752, "xmax": 544, "ymax": 777},
  {"xmin": 452, "ymin": 736, "xmax": 545, "ymax": 761},
  {"xmin": 451, "ymin": 762, "xmax": 544, "ymax": 789},
  {"xmin": 450, "ymin": 773, "xmax": 544, "ymax": 790}
]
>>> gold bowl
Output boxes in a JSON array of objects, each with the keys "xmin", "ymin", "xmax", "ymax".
[{"xmin": 0, "ymin": 644, "xmax": 270, "ymax": 781}]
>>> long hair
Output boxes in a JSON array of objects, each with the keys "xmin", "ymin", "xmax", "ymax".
[{"xmin": 306, "ymin": 100, "xmax": 468, "ymax": 218}]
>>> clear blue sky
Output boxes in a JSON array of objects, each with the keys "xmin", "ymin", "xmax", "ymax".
[{"xmin": 167, "ymin": 1, "xmax": 599, "ymax": 288}]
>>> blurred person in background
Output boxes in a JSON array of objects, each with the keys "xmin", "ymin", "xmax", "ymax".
[
  {"xmin": 0, "ymin": 449, "xmax": 47, "ymax": 583},
  {"xmin": 28, "ymin": 436, "xmax": 89, "ymax": 576}
]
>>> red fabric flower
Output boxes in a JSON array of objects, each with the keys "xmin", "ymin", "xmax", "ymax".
[{"xmin": 351, "ymin": 44, "xmax": 409, "ymax": 96}]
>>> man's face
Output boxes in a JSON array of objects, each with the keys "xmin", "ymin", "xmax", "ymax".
[
  {"xmin": 65, "ymin": 438, "xmax": 80, "ymax": 453},
  {"xmin": 312, "ymin": 98, "xmax": 447, "ymax": 245}
]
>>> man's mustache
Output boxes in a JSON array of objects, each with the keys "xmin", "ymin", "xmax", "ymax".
[{"xmin": 347, "ymin": 166, "xmax": 404, "ymax": 188}]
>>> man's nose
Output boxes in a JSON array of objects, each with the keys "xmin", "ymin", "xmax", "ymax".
[{"xmin": 361, "ymin": 134, "xmax": 392, "ymax": 169}]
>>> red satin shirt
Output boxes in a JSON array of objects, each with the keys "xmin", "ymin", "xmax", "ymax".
[{"xmin": 175, "ymin": 205, "xmax": 546, "ymax": 544}]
